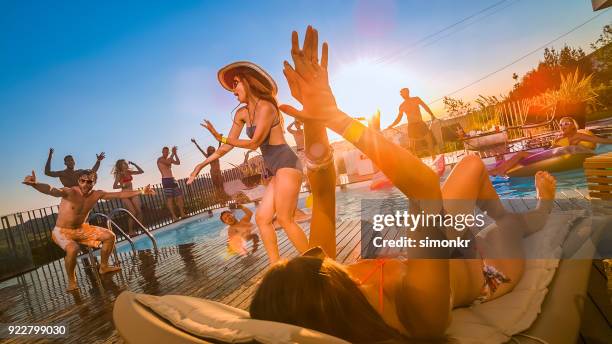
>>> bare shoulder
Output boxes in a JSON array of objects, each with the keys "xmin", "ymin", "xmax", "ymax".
[
  {"xmin": 258, "ymin": 100, "xmax": 276, "ymax": 112},
  {"xmin": 235, "ymin": 106, "xmax": 249, "ymax": 118}
]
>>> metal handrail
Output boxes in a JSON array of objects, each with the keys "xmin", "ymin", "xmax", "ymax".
[
  {"xmin": 90, "ymin": 213, "xmax": 136, "ymax": 253},
  {"xmin": 109, "ymin": 208, "xmax": 158, "ymax": 251}
]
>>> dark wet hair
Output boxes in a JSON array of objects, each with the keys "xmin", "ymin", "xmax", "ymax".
[
  {"xmin": 64, "ymin": 155, "xmax": 74, "ymax": 162},
  {"xmin": 162, "ymin": 146, "xmax": 169, "ymax": 151},
  {"xmin": 250, "ymin": 256, "xmax": 407, "ymax": 343},
  {"xmin": 220, "ymin": 210, "xmax": 232, "ymax": 222}
]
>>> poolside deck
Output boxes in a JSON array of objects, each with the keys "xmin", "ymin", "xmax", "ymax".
[{"xmin": 0, "ymin": 194, "xmax": 610, "ymax": 343}]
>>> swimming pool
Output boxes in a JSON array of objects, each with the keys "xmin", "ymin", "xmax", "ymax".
[{"xmin": 114, "ymin": 145, "xmax": 611, "ymax": 253}]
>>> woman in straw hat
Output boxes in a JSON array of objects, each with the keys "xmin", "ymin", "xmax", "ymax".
[{"xmin": 187, "ymin": 61, "xmax": 308, "ymax": 264}]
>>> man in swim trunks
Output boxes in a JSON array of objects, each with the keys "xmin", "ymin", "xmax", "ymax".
[
  {"xmin": 44, "ymin": 148, "xmax": 105, "ymax": 187},
  {"xmin": 22, "ymin": 169, "xmax": 154, "ymax": 291},
  {"xmin": 387, "ymin": 88, "xmax": 438, "ymax": 159},
  {"xmin": 157, "ymin": 146, "xmax": 186, "ymax": 221},
  {"xmin": 220, "ymin": 204, "xmax": 259, "ymax": 255}
]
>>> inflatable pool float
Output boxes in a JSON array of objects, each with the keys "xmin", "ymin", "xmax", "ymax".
[
  {"xmin": 506, "ymin": 146, "xmax": 595, "ymax": 178},
  {"xmin": 369, "ymin": 172, "xmax": 394, "ymax": 190}
]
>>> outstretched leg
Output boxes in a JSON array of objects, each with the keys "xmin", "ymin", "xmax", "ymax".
[
  {"xmin": 488, "ymin": 151, "xmax": 531, "ymax": 176},
  {"xmin": 63, "ymin": 242, "xmax": 80, "ymax": 291}
]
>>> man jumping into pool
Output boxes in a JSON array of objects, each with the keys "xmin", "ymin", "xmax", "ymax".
[
  {"xmin": 22, "ymin": 169, "xmax": 154, "ymax": 292},
  {"xmin": 157, "ymin": 146, "xmax": 186, "ymax": 221},
  {"xmin": 220, "ymin": 204, "xmax": 260, "ymax": 255},
  {"xmin": 44, "ymin": 148, "xmax": 106, "ymax": 187},
  {"xmin": 387, "ymin": 88, "xmax": 437, "ymax": 159}
]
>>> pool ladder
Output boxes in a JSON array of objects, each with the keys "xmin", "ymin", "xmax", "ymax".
[
  {"xmin": 109, "ymin": 208, "xmax": 158, "ymax": 252},
  {"xmin": 90, "ymin": 208, "xmax": 158, "ymax": 253}
]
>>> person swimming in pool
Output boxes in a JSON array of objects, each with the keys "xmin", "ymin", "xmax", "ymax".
[
  {"xmin": 249, "ymin": 26, "xmax": 559, "ymax": 342},
  {"xmin": 23, "ymin": 169, "xmax": 154, "ymax": 291},
  {"xmin": 186, "ymin": 61, "xmax": 308, "ymax": 265},
  {"xmin": 489, "ymin": 116, "xmax": 612, "ymax": 176},
  {"xmin": 220, "ymin": 204, "xmax": 260, "ymax": 255},
  {"xmin": 45, "ymin": 148, "xmax": 106, "ymax": 187},
  {"xmin": 112, "ymin": 159, "xmax": 145, "ymax": 236}
]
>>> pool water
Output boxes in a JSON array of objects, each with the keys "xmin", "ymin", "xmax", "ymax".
[{"xmin": 115, "ymin": 145, "xmax": 611, "ymax": 253}]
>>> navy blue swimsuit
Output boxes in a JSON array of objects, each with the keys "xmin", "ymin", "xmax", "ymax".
[{"xmin": 246, "ymin": 106, "xmax": 302, "ymax": 176}]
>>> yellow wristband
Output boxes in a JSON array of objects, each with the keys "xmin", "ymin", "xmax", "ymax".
[
  {"xmin": 343, "ymin": 121, "xmax": 366, "ymax": 144},
  {"xmin": 221, "ymin": 136, "xmax": 228, "ymax": 144}
]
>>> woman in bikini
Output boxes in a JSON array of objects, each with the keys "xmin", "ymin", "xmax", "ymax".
[
  {"xmin": 248, "ymin": 26, "xmax": 558, "ymax": 342},
  {"xmin": 187, "ymin": 62, "xmax": 308, "ymax": 264},
  {"xmin": 489, "ymin": 116, "xmax": 612, "ymax": 176},
  {"xmin": 112, "ymin": 159, "xmax": 145, "ymax": 236}
]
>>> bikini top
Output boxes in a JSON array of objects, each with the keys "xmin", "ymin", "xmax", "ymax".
[
  {"xmin": 121, "ymin": 173, "xmax": 133, "ymax": 184},
  {"xmin": 245, "ymin": 100, "xmax": 281, "ymax": 146},
  {"xmin": 356, "ymin": 259, "xmax": 387, "ymax": 313}
]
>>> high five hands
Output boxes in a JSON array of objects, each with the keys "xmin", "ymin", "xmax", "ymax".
[{"xmin": 280, "ymin": 26, "xmax": 340, "ymax": 126}]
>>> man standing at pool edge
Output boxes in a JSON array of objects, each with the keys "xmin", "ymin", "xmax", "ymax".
[
  {"xmin": 22, "ymin": 169, "xmax": 155, "ymax": 292},
  {"xmin": 387, "ymin": 88, "xmax": 437, "ymax": 159},
  {"xmin": 157, "ymin": 146, "xmax": 186, "ymax": 221}
]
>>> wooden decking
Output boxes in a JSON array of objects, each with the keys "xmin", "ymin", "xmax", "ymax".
[{"xmin": 0, "ymin": 197, "xmax": 610, "ymax": 343}]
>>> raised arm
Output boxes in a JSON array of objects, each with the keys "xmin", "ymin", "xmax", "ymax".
[
  {"xmin": 187, "ymin": 115, "xmax": 245, "ymax": 183},
  {"xmin": 238, "ymin": 204, "xmax": 253, "ymax": 223},
  {"xmin": 44, "ymin": 148, "xmax": 62, "ymax": 177},
  {"xmin": 170, "ymin": 147, "xmax": 180, "ymax": 165},
  {"xmin": 191, "ymin": 138, "xmax": 208, "ymax": 157},
  {"xmin": 129, "ymin": 161, "xmax": 144, "ymax": 175},
  {"xmin": 23, "ymin": 171, "xmax": 68, "ymax": 197},
  {"xmin": 92, "ymin": 152, "xmax": 105, "ymax": 172},
  {"xmin": 418, "ymin": 98, "xmax": 436, "ymax": 120},
  {"xmin": 281, "ymin": 27, "xmax": 441, "ymax": 201},
  {"xmin": 303, "ymin": 121, "xmax": 336, "ymax": 258}
]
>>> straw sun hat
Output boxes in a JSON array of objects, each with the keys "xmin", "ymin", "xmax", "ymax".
[{"xmin": 217, "ymin": 61, "xmax": 278, "ymax": 96}]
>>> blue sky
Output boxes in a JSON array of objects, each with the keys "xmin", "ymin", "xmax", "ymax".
[{"xmin": 1, "ymin": 0, "xmax": 609, "ymax": 215}]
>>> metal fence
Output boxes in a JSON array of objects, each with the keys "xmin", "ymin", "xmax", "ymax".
[{"xmin": 0, "ymin": 164, "xmax": 260, "ymax": 281}]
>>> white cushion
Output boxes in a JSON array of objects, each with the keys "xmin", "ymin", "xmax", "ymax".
[
  {"xmin": 447, "ymin": 210, "xmax": 585, "ymax": 343},
  {"xmin": 134, "ymin": 294, "xmax": 350, "ymax": 344}
]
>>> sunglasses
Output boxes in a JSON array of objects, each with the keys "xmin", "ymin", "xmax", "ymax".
[
  {"xmin": 559, "ymin": 122, "xmax": 574, "ymax": 127},
  {"xmin": 79, "ymin": 179, "xmax": 94, "ymax": 185}
]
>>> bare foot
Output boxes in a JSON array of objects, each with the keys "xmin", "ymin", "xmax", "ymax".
[
  {"xmin": 99, "ymin": 265, "xmax": 122, "ymax": 274},
  {"xmin": 535, "ymin": 171, "xmax": 556, "ymax": 200},
  {"xmin": 66, "ymin": 281, "xmax": 79, "ymax": 292}
]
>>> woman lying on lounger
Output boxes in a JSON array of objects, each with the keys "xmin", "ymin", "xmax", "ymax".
[{"xmin": 249, "ymin": 26, "xmax": 558, "ymax": 342}]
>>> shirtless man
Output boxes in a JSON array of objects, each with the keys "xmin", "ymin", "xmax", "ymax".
[
  {"xmin": 191, "ymin": 138, "xmax": 227, "ymax": 203},
  {"xmin": 22, "ymin": 169, "xmax": 154, "ymax": 291},
  {"xmin": 45, "ymin": 148, "xmax": 105, "ymax": 187},
  {"xmin": 287, "ymin": 120, "xmax": 309, "ymax": 188},
  {"xmin": 387, "ymin": 88, "xmax": 438, "ymax": 158},
  {"xmin": 221, "ymin": 204, "xmax": 259, "ymax": 255},
  {"xmin": 157, "ymin": 146, "xmax": 186, "ymax": 220}
]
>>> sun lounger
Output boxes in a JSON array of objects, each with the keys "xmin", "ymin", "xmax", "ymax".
[{"xmin": 113, "ymin": 210, "xmax": 604, "ymax": 343}]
